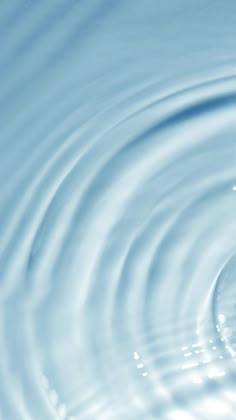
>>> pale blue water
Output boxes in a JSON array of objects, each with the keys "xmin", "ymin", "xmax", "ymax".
[{"xmin": 0, "ymin": 1, "xmax": 236, "ymax": 419}]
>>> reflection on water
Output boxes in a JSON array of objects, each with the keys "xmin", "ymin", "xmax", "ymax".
[
  {"xmin": 214, "ymin": 255, "xmax": 236, "ymax": 357},
  {"xmin": 0, "ymin": 1, "xmax": 236, "ymax": 419}
]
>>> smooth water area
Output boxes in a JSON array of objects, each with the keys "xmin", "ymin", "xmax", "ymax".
[{"xmin": 0, "ymin": 1, "xmax": 236, "ymax": 419}]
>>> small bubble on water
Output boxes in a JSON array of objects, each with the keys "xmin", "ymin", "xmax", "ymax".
[
  {"xmin": 137, "ymin": 363, "xmax": 144, "ymax": 368},
  {"xmin": 218, "ymin": 314, "xmax": 226, "ymax": 324}
]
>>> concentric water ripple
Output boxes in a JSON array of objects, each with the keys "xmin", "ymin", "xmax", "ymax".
[{"xmin": 1, "ymin": 1, "xmax": 236, "ymax": 419}]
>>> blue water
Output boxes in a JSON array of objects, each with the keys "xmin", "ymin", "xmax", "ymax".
[{"xmin": 1, "ymin": 1, "xmax": 236, "ymax": 419}]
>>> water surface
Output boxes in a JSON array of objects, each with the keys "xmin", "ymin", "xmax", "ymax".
[{"xmin": 1, "ymin": 1, "xmax": 236, "ymax": 419}]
